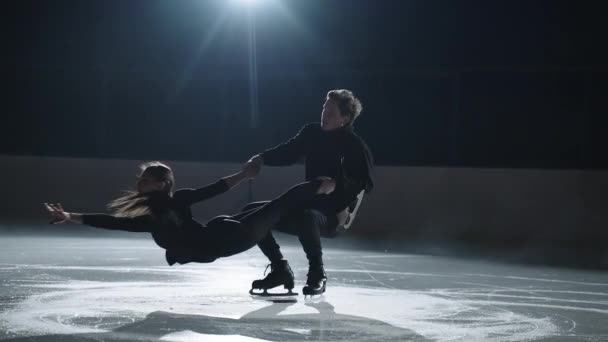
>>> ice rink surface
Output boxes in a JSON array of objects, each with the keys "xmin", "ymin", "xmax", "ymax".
[{"xmin": 0, "ymin": 229, "xmax": 606, "ymax": 341}]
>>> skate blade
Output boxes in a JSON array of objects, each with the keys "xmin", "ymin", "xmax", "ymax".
[
  {"xmin": 303, "ymin": 294, "xmax": 326, "ymax": 303},
  {"xmin": 249, "ymin": 288, "xmax": 298, "ymax": 297},
  {"xmin": 251, "ymin": 296, "xmax": 298, "ymax": 304}
]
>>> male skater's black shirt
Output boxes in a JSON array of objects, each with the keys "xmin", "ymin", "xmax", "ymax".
[{"xmin": 261, "ymin": 123, "xmax": 374, "ymax": 218}]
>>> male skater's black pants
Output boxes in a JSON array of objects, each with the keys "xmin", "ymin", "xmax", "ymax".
[{"xmin": 241, "ymin": 201, "xmax": 342, "ymax": 268}]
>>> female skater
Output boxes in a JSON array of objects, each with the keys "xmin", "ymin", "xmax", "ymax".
[{"xmin": 45, "ymin": 161, "xmax": 334, "ymax": 278}]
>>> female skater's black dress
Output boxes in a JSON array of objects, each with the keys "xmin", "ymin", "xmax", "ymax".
[{"xmin": 81, "ymin": 179, "xmax": 321, "ymax": 265}]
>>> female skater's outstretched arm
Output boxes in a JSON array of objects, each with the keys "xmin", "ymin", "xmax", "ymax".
[
  {"xmin": 44, "ymin": 161, "xmax": 260, "ymax": 233},
  {"xmin": 45, "ymin": 203, "xmax": 154, "ymax": 232}
]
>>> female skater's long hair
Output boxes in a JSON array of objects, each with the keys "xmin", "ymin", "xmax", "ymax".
[{"xmin": 107, "ymin": 161, "xmax": 175, "ymax": 218}]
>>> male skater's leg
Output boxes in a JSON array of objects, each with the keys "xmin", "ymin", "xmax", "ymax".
[
  {"xmin": 240, "ymin": 200, "xmax": 292, "ymax": 293},
  {"xmin": 241, "ymin": 203, "xmax": 294, "ymax": 294},
  {"xmin": 237, "ymin": 201, "xmax": 285, "ymax": 264},
  {"xmin": 239, "ymin": 200, "xmax": 287, "ymax": 268},
  {"xmin": 251, "ymin": 207, "xmax": 335, "ymax": 295},
  {"xmin": 249, "ymin": 228, "xmax": 294, "ymax": 294},
  {"xmin": 287, "ymin": 208, "xmax": 336, "ymax": 295},
  {"xmin": 238, "ymin": 181, "xmax": 324, "ymax": 294}
]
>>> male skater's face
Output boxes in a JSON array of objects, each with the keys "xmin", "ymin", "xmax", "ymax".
[{"xmin": 321, "ymin": 98, "xmax": 348, "ymax": 131}]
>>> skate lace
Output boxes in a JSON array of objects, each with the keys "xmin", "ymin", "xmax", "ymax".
[{"xmin": 263, "ymin": 263, "xmax": 272, "ymax": 276}]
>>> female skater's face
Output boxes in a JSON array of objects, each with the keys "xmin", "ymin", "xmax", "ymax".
[
  {"xmin": 321, "ymin": 98, "xmax": 348, "ymax": 131},
  {"xmin": 136, "ymin": 176, "xmax": 166, "ymax": 193}
]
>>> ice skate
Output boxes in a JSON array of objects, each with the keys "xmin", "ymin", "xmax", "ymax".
[
  {"xmin": 249, "ymin": 260, "xmax": 297, "ymax": 297},
  {"xmin": 302, "ymin": 265, "xmax": 327, "ymax": 296}
]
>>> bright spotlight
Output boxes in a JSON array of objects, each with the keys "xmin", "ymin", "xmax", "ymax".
[{"xmin": 234, "ymin": 0, "xmax": 261, "ymax": 6}]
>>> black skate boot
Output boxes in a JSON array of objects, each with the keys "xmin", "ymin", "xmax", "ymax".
[
  {"xmin": 250, "ymin": 260, "xmax": 297, "ymax": 296},
  {"xmin": 302, "ymin": 266, "xmax": 327, "ymax": 296}
]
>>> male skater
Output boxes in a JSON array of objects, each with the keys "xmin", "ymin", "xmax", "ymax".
[{"xmin": 246, "ymin": 89, "xmax": 374, "ymax": 296}]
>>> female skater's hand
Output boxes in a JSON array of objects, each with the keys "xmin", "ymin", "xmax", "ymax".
[
  {"xmin": 243, "ymin": 159, "xmax": 261, "ymax": 179},
  {"xmin": 248, "ymin": 154, "xmax": 263, "ymax": 168},
  {"xmin": 44, "ymin": 203, "xmax": 71, "ymax": 224},
  {"xmin": 316, "ymin": 177, "xmax": 336, "ymax": 195}
]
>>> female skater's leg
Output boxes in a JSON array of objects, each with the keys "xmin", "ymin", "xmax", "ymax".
[
  {"xmin": 167, "ymin": 182, "xmax": 321, "ymax": 265},
  {"xmin": 238, "ymin": 180, "xmax": 322, "ymax": 243},
  {"xmin": 203, "ymin": 180, "xmax": 323, "ymax": 259}
]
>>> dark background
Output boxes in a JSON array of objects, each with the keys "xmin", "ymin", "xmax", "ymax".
[{"xmin": 3, "ymin": 0, "xmax": 607, "ymax": 168}]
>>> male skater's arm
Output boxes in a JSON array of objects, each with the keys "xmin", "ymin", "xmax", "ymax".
[
  {"xmin": 340, "ymin": 140, "xmax": 374, "ymax": 200},
  {"xmin": 333, "ymin": 140, "xmax": 374, "ymax": 226},
  {"xmin": 249, "ymin": 123, "xmax": 314, "ymax": 167}
]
